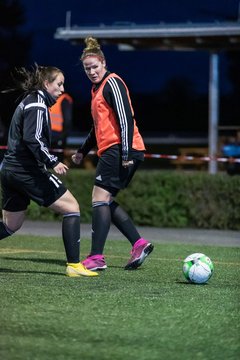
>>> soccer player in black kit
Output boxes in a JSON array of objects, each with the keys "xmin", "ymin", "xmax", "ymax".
[{"xmin": 0, "ymin": 64, "xmax": 98, "ymax": 277}]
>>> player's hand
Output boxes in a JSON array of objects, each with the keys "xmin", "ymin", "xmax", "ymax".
[
  {"xmin": 122, "ymin": 160, "xmax": 134, "ymax": 168},
  {"xmin": 53, "ymin": 162, "xmax": 69, "ymax": 175},
  {"xmin": 72, "ymin": 152, "xmax": 84, "ymax": 165}
]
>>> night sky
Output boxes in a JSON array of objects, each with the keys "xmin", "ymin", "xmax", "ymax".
[
  {"xmin": 19, "ymin": 0, "xmax": 239, "ymax": 98},
  {"xmin": 4, "ymin": 0, "xmax": 240, "ymax": 135}
]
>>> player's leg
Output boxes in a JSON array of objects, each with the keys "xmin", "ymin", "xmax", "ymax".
[
  {"xmin": 108, "ymin": 157, "xmax": 142, "ymax": 245},
  {"xmin": 91, "ymin": 186, "xmax": 112, "ymax": 255},
  {"xmin": 109, "ymin": 199, "xmax": 154, "ymax": 270},
  {"xmin": 49, "ymin": 189, "xmax": 80, "ymax": 263},
  {"xmin": 0, "ymin": 168, "xmax": 27, "ymax": 240},
  {"xmin": 49, "ymin": 189, "xmax": 98, "ymax": 277},
  {"xmin": 82, "ymin": 147, "xmax": 120, "ymax": 271},
  {"xmin": 111, "ymin": 159, "xmax": 154, "ymax": 270},
  {"xmin": 15, "ymin": 169, "xmax": 97, "ymax": 277},
  {"xmin": 0, "ymin": 210, "xmax": 25, "ymax": 240},
  {"xmin": 82, "ymin": 186, "xmax": 111, "ymax": 271},
  {"xmin": 109, "ymin": 200, "xmax": 141, "ymax": 245}
]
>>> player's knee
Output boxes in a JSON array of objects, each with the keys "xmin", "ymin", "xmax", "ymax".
[
  {"xmin": 71, "ymin": 198, "xmax": 80, "ymax": 213},
  {"xmin": 92, "ymin": 193, "xmax": 111, "ymax": 203},
  {"xmin": 62, "ymin": 191, "xmax": 80, "ymax": 213},
  {"xmin": 2, "ymin": 210, "xmax": 25, "ymax": 233},
  {"xmin": 7, "ymin": 222, "xmax": 22, "ymax": 233},
  {"xmin": 92, "ymin": 201, "xmax": 110, "ymax": 208},
  {"xmin": 63, "ymin": 211, "xmax": 80, "ymax": 218},
  {"xmin": 0, "ymin": 222, "xmax": 16, "ymax": 239},
  {"xmin": 92, "ymin": 186, "xmax": 112, "ymax": 203}
]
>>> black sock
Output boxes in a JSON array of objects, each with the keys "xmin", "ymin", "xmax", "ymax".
[
  {"xmin": 0, "ymin": 222, "xmax": 14, "ymax": 240},
  {"xmin": 109, "ymin": 201, "xmax": 140, "ymax": 245},
  {"xmin": 90, "ymin": 202, "xmax": 111, "ymax": 255},
  {"xmin": 62, "ymin": 213, "xmax": 80, "ymax": 263}
]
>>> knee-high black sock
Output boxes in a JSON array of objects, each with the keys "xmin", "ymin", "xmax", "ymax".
[
  {"xmin": 90, "ymin": 202, "xmax": 111, "ymax": 255},
  {"xmin": 0, "ymin": 222, "xmax": 14, "ymax": 240},
  {"xmin": 109, "ymin": 201, "xmax": 140, "ymax": 245},
  {"xmin": 62, "ymin": 213, "xmax": 80, "ymax": 263}
]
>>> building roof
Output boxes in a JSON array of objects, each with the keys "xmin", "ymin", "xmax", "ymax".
[{"xmin": 54, "ymin": 21, "xmax": 240, "ymax": 51}]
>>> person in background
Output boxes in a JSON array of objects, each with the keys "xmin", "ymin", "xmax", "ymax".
[
  {"xmin": 49, "ymin": 92, "xmax": 73, "ymax": 162},
  {"xmin": 72, "ymin": 37, "xmax": 154, "ymax": 271},
  {"xmin": 222, "ymin": 130, "xmax": 240, "ymax": 176},
  {"xmin": 0, "ymin": 64, "xmax": 98, "ymax": 277}
]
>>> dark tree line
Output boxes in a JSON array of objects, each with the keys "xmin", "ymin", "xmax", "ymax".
[{"xmin": 0, "ymin": 0, "xmax": 31, "ymax": 141}]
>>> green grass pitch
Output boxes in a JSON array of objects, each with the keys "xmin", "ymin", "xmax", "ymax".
[{"xmin": 0, "ymin": 235, "xmax": 239, "ymax": 360}]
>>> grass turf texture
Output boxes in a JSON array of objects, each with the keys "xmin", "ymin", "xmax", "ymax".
[{"xmin": 0, "ymin": 235, "xmax": 239, "ymax": 360}]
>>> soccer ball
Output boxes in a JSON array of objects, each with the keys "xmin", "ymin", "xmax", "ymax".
[{"xmin": 183, "ymin": 253, "xmax": 214, "ymax": 284}]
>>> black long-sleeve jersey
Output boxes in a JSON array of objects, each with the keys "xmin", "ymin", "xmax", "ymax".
[
  {"xmin": 3, "ymin": 90, "xmax": 59, "ymax": 170},
  {"xmin": 79, "ymin": 72, "xmax": 144, "ymax": 161}
]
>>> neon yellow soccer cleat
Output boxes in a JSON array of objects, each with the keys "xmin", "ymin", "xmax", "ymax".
[{"xmin": 66, "ymin": 262, "xmax": 99, "ymax": 277}]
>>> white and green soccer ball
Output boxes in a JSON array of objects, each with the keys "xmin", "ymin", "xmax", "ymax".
[{"xmin": 183, "ymin": 253, "xmax": 214, "ymax": 284}]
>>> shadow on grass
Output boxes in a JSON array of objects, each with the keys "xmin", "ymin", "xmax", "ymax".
[
  {"xmin": 0, "ymin": 267, "xmax": 63, "ymax": 276},
  {"xmin": 2, "ymin": 256, "xmax": 65, "ymax": 266},
  {"xmin": 0, "ymin": 257, "xmax": 65, "ymax": 276},
  {"xmin": 176, "ymin": 280, "xmax": 209, "ymax": 286},
  {"xmin": 108, "ymin": 265, "xmax": 125, "ymax": 269}
]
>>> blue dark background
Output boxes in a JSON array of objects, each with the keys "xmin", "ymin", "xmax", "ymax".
[
  {"xmin": 1, "ymin": 0, "xmax": 240, "ymax": 135},
  {"xmin": 20, "ymin": 0, "xmax": 238, "ymax": 95}
]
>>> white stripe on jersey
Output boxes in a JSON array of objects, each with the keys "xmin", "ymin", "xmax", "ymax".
[
  {"xmin": 107, "ymin": 77, "xmax": 129, "ymax": 155},
  {"xmin": 51, "ymin": 174, "xmax": 62, "ymax": 184},
  {"xmin": 24, "ymin": 102, "xmax": 47, "ymax": 110},
  {"xmin": 34, "ymin": 94, "xmax": 57, "ymax": 163},
  {"xmin": 49, "ymin": 175, "xmax": 60, "ymax": 188}
]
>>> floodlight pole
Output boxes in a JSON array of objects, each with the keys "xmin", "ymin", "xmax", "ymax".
[{"xmin": 208, "ymin": 52, "xmax": 219, "ymax": 174}]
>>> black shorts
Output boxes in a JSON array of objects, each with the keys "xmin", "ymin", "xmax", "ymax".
[
  {"xmin": 95, "ymin": 145, "xmax": 143, "ymax": 196},
  {"xmin": 1, "ymin": 167, "xmax": 67, "ymax": 211}
]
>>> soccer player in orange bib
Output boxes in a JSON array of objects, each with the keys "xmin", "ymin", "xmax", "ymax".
[{"xmin": 72, "ymin": 37, "xmax": 154, "ymax": 271}]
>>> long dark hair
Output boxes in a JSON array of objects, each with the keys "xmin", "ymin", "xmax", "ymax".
[{"xmin": 2, "ymin": 63, "xmax": 63, "ymax": 94}]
